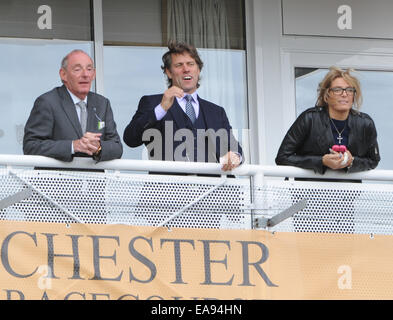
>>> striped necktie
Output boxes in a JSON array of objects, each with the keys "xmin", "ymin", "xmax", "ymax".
[
  {"xmin": 185, "ymin": 95, "xmax": 196, "ymax": 124},
  {"xmin": 77, "ymin": 101, "xmax": 87, "ymax": 134}
]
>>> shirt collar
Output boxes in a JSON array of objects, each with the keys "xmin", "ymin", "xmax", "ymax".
[
  {"xmin": 181, "ymin": 91, "xmax": 198, "ymax": 102},
  {"xmin": 66, "ymin": 87, "xmax": 88, "ymax": 105}
]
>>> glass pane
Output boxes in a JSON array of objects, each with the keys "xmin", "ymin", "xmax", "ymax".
[
  {"xmin": 104, "ymin": 46, "xmax": 248, "ymax": 160},
  {"xmin": 0, "ymin": 0, "xmax": 92, "ymax": 40},
  {"xmin": 295, "ymin": 67, "xmax": 393, "ymax": 170},
  {"xmin": 102, "ymin": 0, "xmax": 245, "ymax": 49},
  {"xmin": 0, "ymin": 39, "xmax": 94, "ymax": 154},
  {"xmin": 103, "ymin": 0, "xmax": 163, "ymax": 45}
]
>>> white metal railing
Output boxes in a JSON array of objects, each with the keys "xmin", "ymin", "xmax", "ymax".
[
  {"xmin": 1, "ymin": 154, "xmax": 393, "ymax": 234},
  {"xmin": 0, "ymin": 154, "xmax": 392, "ymax": 182}
]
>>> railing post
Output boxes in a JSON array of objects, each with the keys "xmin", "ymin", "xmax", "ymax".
[{"xmin": 251, "ymin": 171, "xmax": 265, "ymax": 229}]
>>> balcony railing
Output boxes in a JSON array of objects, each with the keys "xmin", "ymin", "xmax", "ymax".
[{"xmin": 0, "ymin": 154, "xmax": 392, "ymax": 234}]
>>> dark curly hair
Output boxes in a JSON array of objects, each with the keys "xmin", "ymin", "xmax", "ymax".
[{"xmin": 161, "ymin": 40, "xmax": 204, "ymax": 88}]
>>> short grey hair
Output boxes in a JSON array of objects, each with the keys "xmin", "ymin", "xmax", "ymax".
[{"xmin": 61, "ymin": 49, "xmax": 92, "ymax": 69}]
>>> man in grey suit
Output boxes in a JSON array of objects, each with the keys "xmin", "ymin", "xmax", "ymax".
[{"xmin": 23, "ymin": 49, "xmax": 123, "ymax": 162}]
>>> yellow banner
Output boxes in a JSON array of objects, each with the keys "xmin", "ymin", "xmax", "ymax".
[{"xmin": 0, "ymin": 220, "xmax": 391, "ymax": 300}]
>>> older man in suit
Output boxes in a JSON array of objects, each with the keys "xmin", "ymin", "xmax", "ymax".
[
  {"xmin": 23, "ymin": 49, "xmax": 122, "ymax": 162},
  {"xmin": 123, "ymin": 42, "xmax": 243, "ymax": 171}
]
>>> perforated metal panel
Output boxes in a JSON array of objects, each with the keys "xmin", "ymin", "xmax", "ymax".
[
  {"xmin": 254, "ymin": 179, "xmax": 393, "ymax": 235},
  {"xmin": 0, "ymin": 168, "xmax": 251, "ymax": 229},
  {"xmin": 2, "ymin": 167, "xmax": 393, "ymax": 235},
  {"xmin": 105, "ymin": 173, "xmax": 251, "ymax": 229}
]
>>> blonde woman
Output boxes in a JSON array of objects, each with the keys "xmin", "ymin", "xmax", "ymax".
[{"xmin": 276, "ymin": 66, "xmax": 380, "ymax": 174}]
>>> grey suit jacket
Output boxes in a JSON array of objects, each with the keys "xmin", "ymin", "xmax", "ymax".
[{"xmin": 23, "ymin": 85, "xmax": 123, "ymax": 162}]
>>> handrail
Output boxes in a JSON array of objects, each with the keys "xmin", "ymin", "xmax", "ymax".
[{"xmin": 0, "ymin": 154, "xmax": 391, "ymax": 182}]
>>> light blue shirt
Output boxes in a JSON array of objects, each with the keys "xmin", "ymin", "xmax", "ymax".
[{"xmin": 154, "ymin": 92, "xmax": 199, "ymax": 121}]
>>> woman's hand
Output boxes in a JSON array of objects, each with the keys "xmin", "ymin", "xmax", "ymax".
[{"xmin": 322, "ymin": 150, "xmax": 353, "ymax": 170}]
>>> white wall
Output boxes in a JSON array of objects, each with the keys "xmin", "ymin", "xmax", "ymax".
[
  {"xmin": 282, "ymin": 0, "xmax": 393, "ymax": 39},
  {"xmin": 246, "ymin": 0, "xmax": 393, "ymax": 169},
  {"xmin": 245, "ymin": 0, "xmax": 284, "ymax": 165}
]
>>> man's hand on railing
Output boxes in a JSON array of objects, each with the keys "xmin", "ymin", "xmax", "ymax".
[
  {"xmin": 220, "ymin": 151, "xmax": 241, "ymax": 172},
  {"xmin": 73, "ymin": 132, "xmax": 102, "ymax": 156}
]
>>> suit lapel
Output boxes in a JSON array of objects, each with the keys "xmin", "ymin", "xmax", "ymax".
[
  {"xmin": 59, "ymin": 86, "xmax": 83, "ymax": 137},
  {"xmin": 167, "ymin": 98, "xmax": 187, "ymax": 129},
  {"xmin": 87, "ymin": 92, "xmax": 97, "ymax": 132},
  {"xmin": 198, "ymin": 97, "xmax": 219, "ymax": 162},
  {"xmin": 166, "ymin": 94, "xmax": 218, "ymax": 131},
  {"xmin": 198, "ymin": 97, "xmax": 216, "ymax": 130}
]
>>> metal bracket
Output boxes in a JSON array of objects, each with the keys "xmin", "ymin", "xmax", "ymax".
[
  {"xmin": 254, "ymin": 199, "xmax": 307, "ymax": 229},
  {"xmin": 157, "ymin": 178, "xmax": 228, "ymax": 228},
  {"xmin": 0, "ymin": 188, "xmax": 33, "ymax": 210},
  {"xmin": 9, "ymin": 170, "xmax": 85, "ymax": 223}
]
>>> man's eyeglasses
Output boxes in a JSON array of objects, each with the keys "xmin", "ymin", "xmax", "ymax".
[{"xmin": 329, "ymin": 87, "xmax": 356, "ymax": 96}]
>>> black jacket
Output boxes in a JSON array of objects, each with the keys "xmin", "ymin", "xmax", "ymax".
[{"xmin": 275, "ymin": 106, "xmax": 380, "ymax": 174}]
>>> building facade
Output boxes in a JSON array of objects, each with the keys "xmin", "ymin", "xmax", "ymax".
[{"xmin": 1, "ymin": 0, "xmax": 392, "ymax": 169}]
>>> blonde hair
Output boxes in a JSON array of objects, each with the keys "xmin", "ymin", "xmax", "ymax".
[{"xmin": 316, "ymin": 66, "xmax": 362, "ymax": 110}]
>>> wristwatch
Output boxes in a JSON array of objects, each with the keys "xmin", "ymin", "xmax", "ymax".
[{"xmin": 93, "ymin": 145, "xmax": 102, "ymax": 158}]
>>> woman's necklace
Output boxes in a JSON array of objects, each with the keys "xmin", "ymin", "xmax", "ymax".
[{"xmin": 330, "ymin": 118, "xmax": 347, "ymax": 144}]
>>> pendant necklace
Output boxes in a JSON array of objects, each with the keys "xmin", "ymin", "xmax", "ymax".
[{"xmin": 330, "ymin": 118, "xmax": 346, "ymax": 144}]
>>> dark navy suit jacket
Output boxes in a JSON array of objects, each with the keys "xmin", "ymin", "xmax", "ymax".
[{"xmin": 123, "ymin": 94, "xmax": 243, "ymax": 162}]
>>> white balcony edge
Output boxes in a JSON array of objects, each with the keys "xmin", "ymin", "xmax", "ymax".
[{"xmin": 0, "ymin": 154, "xmax": 391, "ymax": 182}]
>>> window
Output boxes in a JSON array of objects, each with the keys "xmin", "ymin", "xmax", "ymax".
[
  {"xmin": 0, "ymin": 0, "xmax": 248, "ymax": 160},
  {"xmin": 0, "ymin": 0, "xmax": 93, "ymax": 155},
  {"xmin": 102, "ymin": 0, "xmax": 248, "ymax": 160},
  {"xmin": 295, "ymin": 67, "xmax": 393, "ymax": 170},
  {"xmin": 0, "ymin": 0, "xmax": 92, "ymax": 40},
  {"xmin": 103, "ymin": 0, "xmax": 245, "ymax": 49}
]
